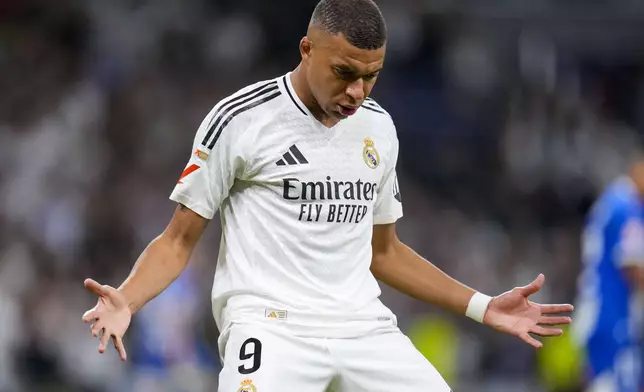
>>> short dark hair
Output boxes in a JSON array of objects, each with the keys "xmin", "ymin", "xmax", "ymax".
[{"xmin": 310, "ymin": 0, "xmax": 387, "ymax": 50}]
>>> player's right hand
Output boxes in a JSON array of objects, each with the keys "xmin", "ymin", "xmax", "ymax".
[{"xmin": 82, "ymin": 278, "xmax": 131, "ymax": 361}]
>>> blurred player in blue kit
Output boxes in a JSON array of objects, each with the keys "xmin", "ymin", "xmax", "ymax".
[
  {"xmin": 574, "ymin": 157, "xmax": 644, "ymax": 392},
  {"xmin": 81, "ymin": 0, "xmax": 574, "ymax": 390}
]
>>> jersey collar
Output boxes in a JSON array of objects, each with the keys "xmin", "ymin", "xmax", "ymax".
[{"xmin": 282, "ymin": 72, "xmax": 312, "ymax": 117}]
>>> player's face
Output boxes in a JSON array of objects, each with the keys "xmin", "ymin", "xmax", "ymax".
[{"xmin": 303, "ymin": 31, "xmax": 385, "ymax": 121}]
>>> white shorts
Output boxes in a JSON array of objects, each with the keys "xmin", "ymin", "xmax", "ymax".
[{"xmin": 217, "ymin": 321, "xmax": 452, "ymax": 392}]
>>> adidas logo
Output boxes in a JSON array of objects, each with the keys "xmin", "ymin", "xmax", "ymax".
[{"xmin": 276, "ymin": 144, "xmax": 308, "ymax": 166}]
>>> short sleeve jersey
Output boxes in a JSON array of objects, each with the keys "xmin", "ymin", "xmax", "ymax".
[{"xmin": 170, "ymin": 73, "xmax": 403, "ymax": 331}]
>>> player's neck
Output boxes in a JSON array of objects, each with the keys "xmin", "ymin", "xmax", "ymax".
[{"xmin": 290, "ymin": 66, "xmax": 339, "ymax": 128}]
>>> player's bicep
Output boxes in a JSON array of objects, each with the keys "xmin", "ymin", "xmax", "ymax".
[
  {"xmin": 372, "ymin": 223, "xmax": 397, "ymax": 254},
  {"xmin": 371, "ymin": 223, "xmax": 400, "ymax": 270},
  {"xmin": 163, "ymin": 203, "xmax": 209, "ymax": 250}
]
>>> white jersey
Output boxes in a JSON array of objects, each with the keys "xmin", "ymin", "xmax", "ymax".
[{"xmin": 170, "ymin": 72, "xmax": 403, "ymax": 337}]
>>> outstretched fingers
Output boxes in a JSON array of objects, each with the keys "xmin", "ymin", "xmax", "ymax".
[
  {"xmin": 91, "ymin": 321, "xmax": 104, "ymax": 337},
  {"xmin": 84, "ymin": 278, "xmax": 106, "ymax": 297},
  {"xmin": 538, "ymin": 315, "xmax": 572, "ymax": 326},
  {"xmin": 519, "ymin": 332, "xmax": 543, "ymax": 349},
  {"xmin": 84, "ymin": 278, "xmax": 128, "ymax": 360},
  {"xmin": 82, "ymin": 309, "xmax": 99, "ymax": 324},
  {"xmin": 98, "ymin": 329, "xmax": 111, "ymax": 354},
  {"xmin": 540, "ymin": 304, "xmax": 574, "ymax": 315},
  {"xmin": 530, "ymin": 325, "xmax": 563, "ymax": 337},
  {"xmin": 113, "ymin": 336, "xmax": 127, "ymax": 361},
  {"xmin": 84, "ymin": 279, "xmax": 122, "ymax": 304},
  {"xmin": 518, "ymin": 273, "xmax": 545, "ymax": 297}
]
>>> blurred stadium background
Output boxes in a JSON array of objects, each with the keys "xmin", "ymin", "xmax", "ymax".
[{"xmin": 3, "ymin": 0, "xmax": 644, "ymax": 391}]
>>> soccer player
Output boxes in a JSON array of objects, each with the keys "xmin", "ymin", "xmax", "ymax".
[
  {"xmin": 573, "ymin": 159, "xmax": 644, "ymax": 392},
  {"xmin": 81, "ymin": 0, "xmax": 573, "ymax": 390}
]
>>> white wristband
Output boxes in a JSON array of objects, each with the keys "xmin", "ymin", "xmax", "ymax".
[{"xmin": 466, "ymin": 292, "xmax": 493, "ymax": 323}]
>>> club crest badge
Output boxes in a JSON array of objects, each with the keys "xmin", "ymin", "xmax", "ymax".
[
  {"xmin": 363, "ymin": 137, "xmax": 380, "ymax": 169},
  {"xmin": 237, "ymin": 379, "xmax": 257, "ymax": 392}
]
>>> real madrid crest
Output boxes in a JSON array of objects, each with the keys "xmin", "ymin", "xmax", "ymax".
[
  {"xmin": 363, "ymin": 137, "xmax": 380, "ymax": 169},
  {"xmin": 237, "ymin": 378, "xmax": 257, "ymax": 392}
]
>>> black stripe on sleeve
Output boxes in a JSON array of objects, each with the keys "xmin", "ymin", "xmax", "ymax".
[
  {"xmin": 363, "ymin": 99, "xmax": 382, "ymax": 109},
  {"xmin": 201, "ymin": 81, "xmax": 277, "ymax": 146},
  {"xmin": 362, "ymin": 98, "xmax": 387, "ymax": 114},
  {"xmin": 365, "ymin": 97, "xmax": 380, "ymax": 106},
  {"xmin": 203, "ymin": 85, "xmax": 279, "ymax": 149},
  {"xmin": 289, "ymin": 145, "xmax": 308, "ymax": 164},
  {"xmin": 282, "ymin": 76, "xmax": 307, "ymax": 116},
  {"xmin": 207, "ymin": 91, "xmax": 282, "ymax": 149},
  {"xmin": 361, "ymin": 105, "xmax": 386, "ymax": 114}
]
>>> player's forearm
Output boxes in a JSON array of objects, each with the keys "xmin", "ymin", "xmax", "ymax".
[
  {"xmin": 117, "ymin": 234, "xmax": 192, "ymax": 314},
  {"xmin": 371, "ymin": 241, "xmax": 476, "ymax": 316}
]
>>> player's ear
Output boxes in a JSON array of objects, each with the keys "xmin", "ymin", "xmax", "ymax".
[{"xmin": 300, "ymin": 36, "xmax": 312, "ymax": 62}]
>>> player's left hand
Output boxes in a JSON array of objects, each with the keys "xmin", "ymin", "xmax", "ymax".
[{"xmin": 483, "ymin": 273, "xmax": 573, "ymax": 348}]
